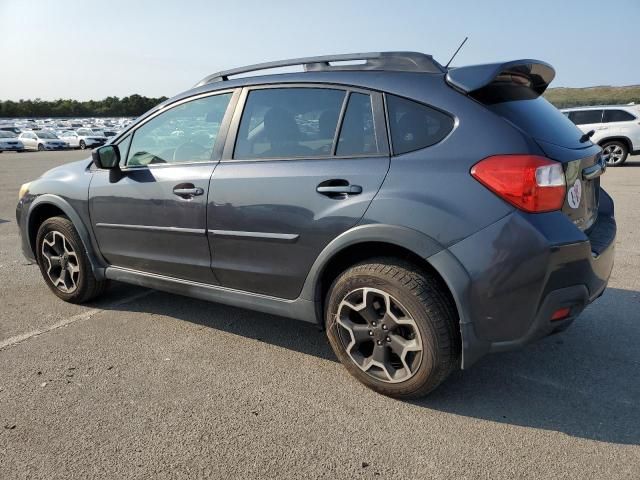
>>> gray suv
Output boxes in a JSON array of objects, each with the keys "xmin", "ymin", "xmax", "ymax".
[{"xmin": 16, "ymin": 52, "xmax": 616, "ymax": 398}]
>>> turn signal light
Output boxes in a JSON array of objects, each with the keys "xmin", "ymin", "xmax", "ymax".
[
  {"xmin": 471, "ymin": 155, "xmax": 566, "ymax": 213},
  {"xmin": 551, "ymin": 307, "xmax": 571, "ymax": 321}
]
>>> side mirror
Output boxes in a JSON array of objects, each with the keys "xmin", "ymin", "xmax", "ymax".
[{"xmin": 92, "ymin": 145, "xmax": 120, "ymax": 169}]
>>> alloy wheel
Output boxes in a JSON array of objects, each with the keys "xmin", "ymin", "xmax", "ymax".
[
  {"xmin": 602, "ymin": 144, "xmax": 625, "ymax": 164},
  {"xmin": 41, "ymin": 230, "xmax": 80, "ymax": 293},
  {"xmin": 335, "ymin": 287, "xmax": 423, "ymax": 383}
]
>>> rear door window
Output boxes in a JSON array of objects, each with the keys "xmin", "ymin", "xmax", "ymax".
[
  {"xmin": 386, "ymin": 95, "xmax": 454, "ymax": 155},
  {"xmin": 336, "ymin": 92, "xmax": 379, "ymax": 156},
  {"xmin": 603, "ymin": 109, "xmax": 636, "ymax": 123},
  {"xmin": 234, "ymin": 88, "xmax": 345, "ymax": 159},
  {"xmin": 569, "ymin": 110, "xmax": 604, "ymax": 125}
]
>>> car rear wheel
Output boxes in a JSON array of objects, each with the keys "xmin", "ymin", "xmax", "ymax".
[
  {"xmin": 37, "ymin": 144, "xmax": 44, "ymax": 151},
  {"xmin": 79, "ymin": 140, "xmax": 86, "ymax": 150},
  {"xmin": 36, "ymin": 216, "xmax": 108, "ymax": 303},
  {"xmin": 602, "ymin": 141, "xmax": 628, "ymax": 166},
  {"xmin": 325, "ymin": 258, "xmax": 459, "ymax": 398}
]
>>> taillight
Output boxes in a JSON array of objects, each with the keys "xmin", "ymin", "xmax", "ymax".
[{"xmin": 471, "ymin": 155, "xmax": 566, "ymax": 213}]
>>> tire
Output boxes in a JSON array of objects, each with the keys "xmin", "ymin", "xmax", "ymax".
[
  {"xmin": 35, "ymin": 216, "xmax": 108, "ymax": 303},
  {"xmin": 79, "ymin": 140, "xmax": 86, "ymax": 150},
  {"xmin": 325, "ymin": 257, "xmax": 460, "ymax": 399},
  {"xmin": 601, "ymin": 140, "xmax": 628, "ymax": 166},
  {"xmin": 37, "ymin": 143, "xmax": 44, "ymax": 151}
]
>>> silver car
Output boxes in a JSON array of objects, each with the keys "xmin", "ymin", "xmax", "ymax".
[
  {"xmin": 58, "ymin": 129, "xmax": 107, "ymax": 150},
  {"xmin": 18, "ymin": 131, "xmax": 69, "ymax": 151},
  {"xmin": 0, "ymin": 131, "xmax": 25, "ymax": 152},
  {"xmin": 562, "ymin": 105, "xmax": 640, "ymax": 166}
]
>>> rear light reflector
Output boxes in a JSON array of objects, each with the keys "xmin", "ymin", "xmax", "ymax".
[
  {"xmin": 471, "ymin": 155, "xmax": 566, "ymax": 213},
  {"xmin": 551, "ymin": 307, "xmax": 571, "ymax": 321}
]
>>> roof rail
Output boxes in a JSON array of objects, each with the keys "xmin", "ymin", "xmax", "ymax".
[{"xmin": 194, "ymin": 52, "xmax": 444, "ymax": 87}]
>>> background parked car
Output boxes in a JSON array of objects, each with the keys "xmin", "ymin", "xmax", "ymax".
[
  {"xmin": 0, "ymin": 126, "xmax": 22, "ymax": 135},
  {"xmin": 58, "ymin": 129, "xmax": 107, "ymax": 149},
  {"xmin": 562, "ymin": 104, "xmax": 640, "ymax": 165},
  {"xmin": 0, "ymin": 130, "xmax": 25, "ymax": 152},
  {"xmin": 18, "ymin": 131, "xmax": 69, "ymax": 151}
]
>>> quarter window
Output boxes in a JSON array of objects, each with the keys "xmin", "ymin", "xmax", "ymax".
[
  {"xmin": 234, "ymin": 88, "xmax": 345, "ymax": 159},
  {"xmin": 569, "ymin": 110, "xmax": 603, "ymax": 125},
  {"xmin": 336, "ymin": 93, "xmax": 379, "ymax": 156},
  {"xmin": 386, "ymin": 95, "xmax": 454, "ymax": 155},
  {"xmin": 603, "ymin": 109, "xmax": 636, "ymax": 123},
  {"xmin": 126, "ymin": 93, "xmax": 232, "ymax": 166}
]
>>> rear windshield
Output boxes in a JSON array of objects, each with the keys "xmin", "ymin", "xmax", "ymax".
[{"xmin": 487, "ymin": 97, "xmax": 586, "ymax": 149}]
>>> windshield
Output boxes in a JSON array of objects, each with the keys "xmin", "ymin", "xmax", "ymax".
[
  {"xmin": 0, "ymin": 131, "xmax": 16, "ymax": 138},
  {"xmin": 77, "ymin": 129, "xmax": 92, "ymax": 135},
  {"xmin": 38, "ymin": 131, "xmax": 59, "ymax": 139}
]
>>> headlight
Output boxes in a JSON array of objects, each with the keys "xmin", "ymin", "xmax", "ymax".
[{"xmin": 18, "ymin": 182, "xmax": 31, "ymax": 200}]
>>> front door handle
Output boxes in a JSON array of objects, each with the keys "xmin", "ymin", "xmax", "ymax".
[
  {"xmin": 173, "ymin": 183, "xmax": 204, "ymax": 199},
  {"xmin": 316, "ymin": 180, "xmax": 363, "ymax": 198}
]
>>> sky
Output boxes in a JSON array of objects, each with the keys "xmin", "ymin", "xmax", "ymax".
[{"xmin": 1, "ymin": 0, "xmax": 638, "ymax": 101}]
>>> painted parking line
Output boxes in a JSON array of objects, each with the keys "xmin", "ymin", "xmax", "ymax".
[{"xmin": 0, "ymin": 290, "xmax": 152, "ymax": 351}]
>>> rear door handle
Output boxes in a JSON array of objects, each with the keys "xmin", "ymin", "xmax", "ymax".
[
  {"xmin": 173, "ymin": 184, "xmax": 204, "ymax": 198},
  {"xmin": 316, "ymin": 185, "xmax": 363, "ymax": 195}
]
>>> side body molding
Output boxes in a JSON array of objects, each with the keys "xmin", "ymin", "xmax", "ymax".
[{"xmin": 26, "ymin": 194, "xmax": 107, "ymax": 279}]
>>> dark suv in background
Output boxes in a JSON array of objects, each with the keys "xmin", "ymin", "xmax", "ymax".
[{"xmin": 17, "ymin": 52, "xmax": 615, "ymax": 398}]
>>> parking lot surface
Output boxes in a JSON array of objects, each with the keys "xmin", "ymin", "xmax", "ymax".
[{"xmin": 1, "ymin": 151, "xmax": 639, "ymax": 479}]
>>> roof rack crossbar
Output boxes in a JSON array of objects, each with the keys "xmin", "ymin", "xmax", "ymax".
[{"xmin": 194, "ymin": 52, "xmax": 444, "ymax": 87}]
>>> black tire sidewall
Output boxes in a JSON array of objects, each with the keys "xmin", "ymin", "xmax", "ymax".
[
  {"xmin": 35, "ymin": 217, "xmax": 91, "ymax": 303},
  {"xmin": 325, "ymin": 267, "xmax": 447, "ymax": 397}
]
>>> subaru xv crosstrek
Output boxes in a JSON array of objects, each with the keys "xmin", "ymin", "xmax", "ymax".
[{"xmin": 16, "ymin": 52, "xmax": 616, "ymax": 398}]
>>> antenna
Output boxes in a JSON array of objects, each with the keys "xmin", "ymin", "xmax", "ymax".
[{"xmin": 445, "ymin": 36, "xmax": 468, "ymax": 68}]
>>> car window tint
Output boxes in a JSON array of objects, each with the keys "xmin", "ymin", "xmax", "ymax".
[
  {"xmin": 603, "ymin": 109, "xmax": 636, "ymax": 123},
  {"xmin": 387, "ymin": 95, "xmax": 454, "ymax": 155},
  {"xmin": 336, "ymin": 93, "xmax": 379, "ymax": 156},
  {"xmin": 234, "ymin": 88, "xmax": 345, "ymax": 159},
  {"xmin": 126, "ymin": 93, "xmax": 231, "ymax": 166},
  {"xmin": 569, "ymin": 110, "xmax": 603, "ymax": 125}
]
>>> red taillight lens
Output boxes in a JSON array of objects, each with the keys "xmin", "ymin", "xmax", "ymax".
[{"xmin": 471, "ymin": 155, "xmax": 566, "ymax": 213}]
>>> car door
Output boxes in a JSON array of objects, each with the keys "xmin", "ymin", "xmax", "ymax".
[
  {"xmin": 89, "ymin": 90, "xmax": 237, "ymax": 283},
  {"xmin": 208, "ymin": 85, "xmax": 390, "ymax": 299},
  {"xmin": 603, "ymin": 108, "xmax": 639, "ymax": 147}
]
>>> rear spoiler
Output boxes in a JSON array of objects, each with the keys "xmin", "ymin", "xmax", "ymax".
[{"xmin": 446, "ymin": 60, "xmax": 555, "ymax": 96}]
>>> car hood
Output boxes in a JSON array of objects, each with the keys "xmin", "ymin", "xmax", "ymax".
[{"xmin": 40, "ymin": 157, "xmax": 92, "ymax": 179}]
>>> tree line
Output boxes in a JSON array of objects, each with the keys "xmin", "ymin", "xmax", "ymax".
[{"xmin": 0, "ymin": 95, "xmax": 168, "ymax": 118}]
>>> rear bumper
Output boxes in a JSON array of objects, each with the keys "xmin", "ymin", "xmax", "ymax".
[{"xmin": 446, "ymin": 189, "xmax": 615, "ymax": 368}]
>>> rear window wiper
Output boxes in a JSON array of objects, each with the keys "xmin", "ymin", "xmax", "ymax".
[{"xmin": 580, "ymin": 129, "xmax": 595, "ymax": 143}]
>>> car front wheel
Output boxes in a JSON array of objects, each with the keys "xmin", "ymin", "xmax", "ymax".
[
  {"xmin": 325, "ymin": 258, "xmax": 460, "ymax": 399},
  {"xmin": 602, "ymin": 141, "xmax": 628, "ymax": 166},
  {"xmin": 37, "ymin": 144, "xmax": 44, "ymax": 151},
  {"xmin": 35, "ymin": 216, "xmax": 108, "ymax": 303},
  {"xmin": 79, "ymin": 140, "xmax": 86, "ymax": 149}
]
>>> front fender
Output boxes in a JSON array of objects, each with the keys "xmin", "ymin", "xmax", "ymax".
[{"xmin": 26, "ymin": 194, "xmax": 107, "ymax": 279}]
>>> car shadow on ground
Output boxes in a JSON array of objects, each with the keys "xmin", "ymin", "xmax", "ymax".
[
  {"xmin": 100, "ymin": 285, "xmax": 640, "ymax": 446},
  {"xmin": 0, "ymin": 219, "xmax": 9, "ymax": 224}
]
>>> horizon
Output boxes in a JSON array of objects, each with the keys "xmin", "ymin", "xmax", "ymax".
[{"xmin": 1, "ymin": 0, "xmax": 638, "ymax": 101}]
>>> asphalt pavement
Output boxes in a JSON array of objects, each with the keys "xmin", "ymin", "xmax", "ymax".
[{"xmin": 1, "ymin": 150, "xmax": 639, "ymax": 479}]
